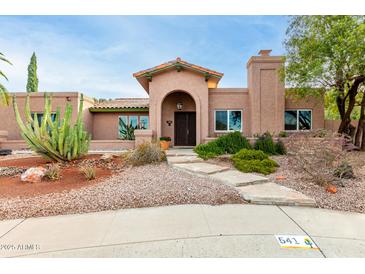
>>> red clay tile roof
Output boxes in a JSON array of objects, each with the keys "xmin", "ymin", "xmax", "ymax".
[
  {"xmin": 133, "ymin": 57, "xmax": 224, "ymax": 78},
  {"xmin": 92, "ymin": 98, "xmax": 149, "ymax": 109}
]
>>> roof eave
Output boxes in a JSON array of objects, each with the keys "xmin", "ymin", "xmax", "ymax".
[
  {"xmin": 89, "ymin": 107, "xmax": 149, "ymax": 113},
  {"xmin": 134, "ymin": 62, "xmax": 223, "ymax": 79}
]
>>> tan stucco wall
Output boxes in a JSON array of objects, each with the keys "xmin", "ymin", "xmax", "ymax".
[
  {"xmin": 208, "ymin": 88, "xmax": 250, "ymax": 137},
  {"xmin": 0, "ymin": 54, "xmax": 328, "ymax": 150},
  {"xmin": 285, "ymin": 95, "xmax": 325, "ymax": 130},
  {"xmin": 82, "ymin": 95, "xmax": 95, "ymax": 137},
  {"xmin": 161, "ymin": 91, "xmax": 196, "ymax": 144},
  {"xmin": 247, "ymin": 56, "xmax": 285, "ymax": 136},
  {"xmin": 91, "ymin": 111, "xmax": 149, "ymax": 140},
  {"xmin": 148, "ymin": 69, "xmax": 209, "ymax": 144},
  {"xmin": 0, "ymin": 92, "xmax": 81, "ymax": 140}
]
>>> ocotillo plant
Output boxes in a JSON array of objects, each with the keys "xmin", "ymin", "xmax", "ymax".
[{"xmin": 13, "ymin": 93, "xmax": 91, "ymax": 162}]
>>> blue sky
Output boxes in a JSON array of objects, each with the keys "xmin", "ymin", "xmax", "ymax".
[{"xmin": 0, "ymin": 16, "xmax": 288, "ymax": 98}]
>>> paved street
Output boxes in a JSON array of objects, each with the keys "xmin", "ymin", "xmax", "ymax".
[{"xmin": 1, "ymin": 204, "xmax": 365, "ymax": 257}]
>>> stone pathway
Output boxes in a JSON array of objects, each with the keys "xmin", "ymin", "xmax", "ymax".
[{"xmin": 166, "ymin": 149, "xmax": 316, "ymax": 207}]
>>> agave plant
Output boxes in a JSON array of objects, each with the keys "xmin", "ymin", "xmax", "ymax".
[
  {"xmin": 119, "ymin": 118, "xmax": 136, "ymax": 140},
  {"xmin": 13, "ymin": 93, "xmax": 91, "ymax": 162},
  {"xmin": 0, "ymin": 52, "xmax": 12, "ymax": 106}
]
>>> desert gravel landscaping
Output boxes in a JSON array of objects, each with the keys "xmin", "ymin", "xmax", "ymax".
[
  {"xmin": 0, "ymin": 162, "xmax": 245, "ymax": 220},
  {"xmin": 269, "ymin": 152, "xmax": 365, "ymax": 213}
]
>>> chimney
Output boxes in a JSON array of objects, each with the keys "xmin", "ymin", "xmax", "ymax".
[
  {"xmin": 258, "ymin": 49, "xmax": 272, "ymax": 56},
  {"xmin": 247, "ymin": 50, "xmax": 285, "ymax": 135}
]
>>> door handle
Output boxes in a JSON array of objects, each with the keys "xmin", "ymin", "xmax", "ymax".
[{"xmin": 187, "ymin": 129, "xmax": 189, "ymax": 135}]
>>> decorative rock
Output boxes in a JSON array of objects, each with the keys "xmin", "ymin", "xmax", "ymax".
[
  {"xmin": 100, "ymin": 153, "xmax": 114, "ymax": 162},
  {"xmin": 276, "ymin": 175, "xmax": 286, "ymax": 181},
  {"xmin": 326, "ymin": 185, "xmax": 337, "ymax": 194},
  {"xmin": 20, "ymin": 167, "xmax": 47, "ymax": 183}
]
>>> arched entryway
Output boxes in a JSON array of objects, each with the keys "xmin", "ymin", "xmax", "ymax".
[{"xmin": 161, "ymin": 91, "xmax": 197, "ymax": 146}]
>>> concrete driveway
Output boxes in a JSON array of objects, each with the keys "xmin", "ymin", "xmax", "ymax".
[{"xmin": 0, "ymin": 204, "xmax": 365, "ymax": 258}]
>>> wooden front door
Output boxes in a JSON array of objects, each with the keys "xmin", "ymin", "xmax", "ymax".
[{"xmin": 174, "ymin": 112, "xmax": 196, "ymax": 146}]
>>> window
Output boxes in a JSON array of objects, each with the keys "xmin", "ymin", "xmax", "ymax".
[
  {"xmin": 118, "ymin": 115, "xmax": 149, "ymax": 138},
  {"xmin": 214, "ymin": 110, "xmax": 242, "ymax": 132},
  {"xmin": 129, "ymin": 116, "xmax": 138, "ymax": 129},
  {"xmin": 285, "ymin": 109, "xmax": 312, "ymax": 131},
  {"xmin": 215, "ymin": 111, "xmax": 228, "ymax": 131},
  {"xmin": 139, "ymin": 116, "xmax": 149, "ymax": 129},
  {"xmin": 118, "ymin": 116, "xmax": 128, "ymax": 136},
  {"xmin": 31, "ymin": 112, "xmax": 56, "ymax": 125}
]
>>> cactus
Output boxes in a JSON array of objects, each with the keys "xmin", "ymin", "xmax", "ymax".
[{"xmin": 12, "ymin": 93, "xmax": 91, "ymax": 162}]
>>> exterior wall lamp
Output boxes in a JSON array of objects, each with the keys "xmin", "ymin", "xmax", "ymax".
[{"xmin": 176, "ymin": 102, "xmax": 183, "ymax": 110}]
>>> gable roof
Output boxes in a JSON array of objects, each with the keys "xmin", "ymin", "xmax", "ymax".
[
  {"xmin": 133, "ymin": 57, "xmax": 224, "ymax": 78},
  {"xmin": 133, "ymin": 57, "xmax": 224, "ymax": 92},
  {"xmin": 89, "ymin": 98, "xmax": 149, "ymax": 112}
]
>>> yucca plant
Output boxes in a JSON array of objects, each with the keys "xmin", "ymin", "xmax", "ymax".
[
  {"xmin": 13, "ymin": 93, "xmax": 91, "ymax": 162},
  {"xmin": 119, "ymin": 118, "xmax": 136, "ymax": 140}
]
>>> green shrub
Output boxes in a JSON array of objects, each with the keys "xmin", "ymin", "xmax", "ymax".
[
  {"xmin": 274, "ymin": 139, "xmax": 287, "ymax": 155},
  {"xmin": 194, "ymin": 131, "xmax": 251, "ymax": 159},
  {"xmin": 127, "ymin": 142, "xmax": 166, "ymax": 166},
  {"xmin": 233, "ymin": 158, "xmax": 278, "ymax": 175},
  {"xmin": 231, "ymin": 149, "xmax": 267, "ymax": 161},
  {"xmin": 253, "ymin": 132, "xmax": 277, "ymax": 155},
  {"xmin": 231, "ymin": 148, "xmax": 279, "ymax": 175},
  {"xmin": 194, "ymin": 141, "xmax": 225, "ymax": 160},
  {"xmin": 215, "ymin": 131, "xmax": 252, "ymax": 154},
  {"xmin": 278, "ymin": 131, "xmax": 288, "ymax": 138},
  {"xmin": 253, "ymin": 132, "xmax": 287, "ymax": 155},
  {"xmin": 160, "ymin": 136, "xmax": 171, "ymax": 141}
]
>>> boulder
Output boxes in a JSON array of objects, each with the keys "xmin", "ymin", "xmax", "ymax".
[
  {"xmin": 100, "ymin": 153, "xmax": 114, "ymax": 162},
  {"xmin": 20, "ymin": 167, "xmax": 47, "ymax": 183}
]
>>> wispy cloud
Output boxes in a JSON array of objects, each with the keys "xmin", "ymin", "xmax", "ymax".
[{"xmin": 0, "ymin": 16, "xmax": 288, "ymax": 98}]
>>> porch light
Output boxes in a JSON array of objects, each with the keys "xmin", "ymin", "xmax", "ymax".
[{"xmin": 176, "ymin": 102, "xmax": 183, "ymax": 110}]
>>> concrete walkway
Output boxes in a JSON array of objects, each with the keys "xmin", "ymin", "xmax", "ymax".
[
  {"xmin": 0, "ymin": 204, "xmax": 364, "ymax": 257},
  {"xmin": 167, "ymin": 149, "xmax": 315, "ymax": 206}
]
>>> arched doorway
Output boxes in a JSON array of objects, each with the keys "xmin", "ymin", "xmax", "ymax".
[{"xmin": 161, "ymin": 91, "xmax": 196, "ymax": 146}]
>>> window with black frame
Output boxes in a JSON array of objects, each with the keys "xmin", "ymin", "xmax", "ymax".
[
  {"xmin": 214, "ymin": 110, "xmax": 242, "ymax": 132},
  {"xmin": 284, "ymin": 109, "xmax": 312, "ymax": 131},
  {"xmin": 31, "ymin": 112, "xmax": 56, "ymax": 125}
]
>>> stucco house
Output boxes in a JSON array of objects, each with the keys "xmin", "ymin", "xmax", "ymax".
[{"xmin": 0, "ymin": 50, "xmax": 326, "ymax": 150}]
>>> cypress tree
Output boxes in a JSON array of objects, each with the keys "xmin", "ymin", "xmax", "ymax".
[{"xmin": 26, "ymin": 52, "xmax": 38, "ymax": 93}]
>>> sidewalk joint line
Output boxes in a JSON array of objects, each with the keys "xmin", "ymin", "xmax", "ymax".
[
  {"xmin": 0, "ymin": 219, "xmax": 26, "ymax": 240},
  {"xmin": 277, "ymin": 206, "xmax": 326, "ymax": 258}
]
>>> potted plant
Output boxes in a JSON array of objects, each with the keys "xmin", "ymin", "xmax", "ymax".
[{"xmin": 160, "ymin": 136, "xmax": 171, "ymax": 150}]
